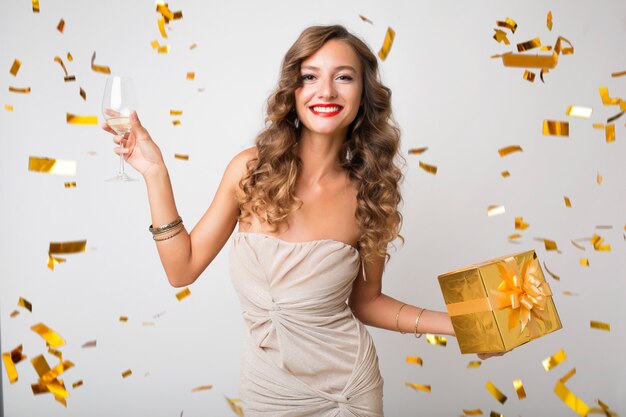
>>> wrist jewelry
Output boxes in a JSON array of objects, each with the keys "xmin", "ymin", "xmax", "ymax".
[
  {"xmin": 395, "ymin": 303, "xmax": 408, "ymax": 334},
  {"xmin": 413, "ymin": 308, "xmax": 426, "ymax": 339}
]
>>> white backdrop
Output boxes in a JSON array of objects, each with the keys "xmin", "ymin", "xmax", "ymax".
[{"xmin": 1, "ymin": 0, "xmax": 625, "ymax": 416}]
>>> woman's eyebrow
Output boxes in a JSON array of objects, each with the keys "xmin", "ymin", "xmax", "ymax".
[{"xmin": 301, "ymin": 65, "xmax": 357, "ymax": 72}]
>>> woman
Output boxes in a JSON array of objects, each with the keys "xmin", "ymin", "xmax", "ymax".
[{"xmin": 103, "ymin": 25, "xmax": 491, "ymax": 416}]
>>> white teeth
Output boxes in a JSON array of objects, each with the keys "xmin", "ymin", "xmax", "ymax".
[{"xmin": 311, "ymin": 106, "xmax": 341, "ymax": 113}]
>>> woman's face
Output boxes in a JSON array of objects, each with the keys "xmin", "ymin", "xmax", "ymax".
[{"xmin": 294, "ymin": 39, "xmax": 363, "ymax": 138}]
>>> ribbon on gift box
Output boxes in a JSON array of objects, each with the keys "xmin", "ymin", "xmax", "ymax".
[{"xmin": 446, "ymin": 255, "xmax": 553, "ymax": 336}]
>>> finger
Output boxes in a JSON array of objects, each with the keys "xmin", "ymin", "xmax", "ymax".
[
  {"xmin": 101, "ymin": 123, "xmax": 117, "ymax": 135},
  {"xmin": 112, "ymin": 135, "xmax": 124, "ymax": 145},
  {"xmin": 130, "ymin": 110, "xmax": 142, "ymax": 127},
  {"xmin": 104, "ymin": 108, "xmax": 121, "ymax": 118},
  {"xmin": 113, "ymin": 146, "xmax": 130, "ymax": 155}
]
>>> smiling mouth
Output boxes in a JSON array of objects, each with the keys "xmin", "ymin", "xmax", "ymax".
[{"xmin": 309, "ymin": 105, "xmax": 344, "ymax": 117}]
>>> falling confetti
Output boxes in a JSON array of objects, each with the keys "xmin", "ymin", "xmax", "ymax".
[
  {"xmin": 485, "ymin": 381, "xmax": 507, "ymax": 404},
  {"xmin": 513, "ymin": 379, "xmax": 527, "ymax": 400},
  {"xmin": 191, "ymin": 385, "xmax": 213, "ymax": 392},
  {"xmin": 18, "ymin": 297, "xmax": 32, "ymax": 312},
  {"xmin": 566, "ymin": 106, "xmax": 592, "ymax": 118},
  {"xmin": 425, "ymin": 334, "xmax": 447, "ymax": 346},
  {"xmin": 487, "ymin": 205, "xmax": 505, "ymax": 217},
  {"xmin": 496, "ymin": 17, "xmax": 517, "ymax": 33},
  {"xmin": 406, "ymin": 356, "xmax": 423, "ymax": 366},
  {"xmin": 10, "ymin": 59, "xmax": 21, "ymax": 76},
  {"xmin": 377, "ymin": 27, "xmax": 395, "ymax": 61},
  {"xmin": 418, "ymin": 161, "xmax": 437, "ymax": 174},
  {"xmin": 564, "ymin": 196, "xmax": 571, "ymax": 207},
  {"xmin": 176, "ymin": 287, "xmax": 191, "ymax": 300},
  {"xmin": 580, "ymin": 258, "xmax": 589, "ymax": 266},
  {"xmin": 57, "ymin": 19, "xmax": 65, "ymax": 33},
  {"xmin": 67, "ymin": 113, "xmax": 98, "ymax": 125},
  {"xmin": 31, "ymin": 323, "xmax": 65, "ymax": 347},
  {"xmin": 523, "ymin": 70, "xmax": 535, "ymax": 82},
  {"xmin": 9, "ymin": 86, "xmax": 31, "ymax": 94},
  {"xmin": 463, "ymin": 408, "xmax": 484, "ymax": 416},
  {"xmin": 515, "ymin": 217, "xmax": 529, "ymax": 230},
  {"xmin": 81, "ymin": 340, "xmax": 96, "ymax": 348},
  {"xmin": 547, "ymin": 11, "xmax": 553, "ymax": 30},
  {"xmin": 186, "ymin": 72, "xmax": 195, "ymax": 80},
  {"xmin": 590, "ymin": 320, "xmax": 610, "ymax": 332},
  {"xmin": 404, "ymin": 382, "xmax": 431, "ymax": 392},
  {"xmin": 90, "ymin": 51, "xmax": 111, "ymax": 74},
  {"xmin": 408, "ymin": 147, "xmax": 428, "ymax": 155},
  {"xmin": 29, "ymin": 157, "xmax": 77, "ymax": 176},
  {"xmin": 543, "ymin": 120, "xmax": 569, "ymax": 136},
  {"xmin": 32, "ymin": 0, "xmax": 40, "ymax": 12},
  {"xmin": 359, "ymin": 15, "xmax": 373, "ymax": 24},
  {"xmin": 497, "ymin": 145, "xmax": 523, "ymax": 157},
  {"xmin": 122, "ymin": 369, "xmax": 132, "ymax": 378},
  {"xmin": 543, "ymin": 261, "xmax": 560, "ymax": 281},
  {"xmin": 542, "ymin": 348, "xmax": 566, "ymax": 371},
  {"xmin": 174, "ymin": 154, "xmax": 189, "ymax": 160},
  {"xmin": 554, "ymin": 368, "xmax": 590, "ymax": 416},
  {"xmin": 467, "ymin": 361, "xmax": 482, "ymax": 369}
]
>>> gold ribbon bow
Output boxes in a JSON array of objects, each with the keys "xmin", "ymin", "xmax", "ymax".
[{"xmin": 494, "ymin": 256, "xmax": 552, "ymax": 334}]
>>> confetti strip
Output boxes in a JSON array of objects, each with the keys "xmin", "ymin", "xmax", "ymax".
[
  {"xmin": 590, "ymin": 321, "xmax": 610, "ymax": 332},
  {"xmin": 5, "ymin": 104, "xmax": 13, "ymax": 111},
  {"xmin": 29, "ymin": 156, "xmax": 76, "ymax": 176},
  {"xmin": 64, "ymin": 182, "xmax": 76, "ymax": 188},
  {"xmin": 490, "ymin": 412, "xmax": 504, "ymax": 417},
  {"xmin": 67, "ymin": 112, "xmax": 98, "ymax": 125},
  {"xmin": 377, "ymin": 27, "xmax": 395, "ymax": 61},
  {"xmin": 226, "ymin": 397, "xmax": 245, "ymax": 417},
  {"xmin": 496, "ymin": 17, "xmax": 517, "ymax": 33},
  {"xmin": 18, "ymin": 296, "xmax": 33, "ymax": 312},
  {"xmin": 158, "ymin": 17, "xmax": 167, "ymax": 38},
  {"xmin": 553, "ymin": 368, "xmax": 590, "ymax": 416},
  {"xmin": 487, "ymin": 205, "xmax": 505, "ymax": 217},
  {"xmin": 119, "ymin": 316, "xmax": 128, "ymax": 322},
  {"xmin": 523, "ymin": 70, "xmax": 535, "ymax": 82},
  {"xmin": 463, "ymin": 409, "xmax": 484, "ymax": 416},
  {"xmin": 467, "ymin": 361, "xmax": 482, "ymax": 369},
  {"xmin": 32, "ymin": 0, "xmax": 40, "ymax": 12},
  {"xmin": 81, "ymin": 340, "xmax": 96, "ymax": 348},
  {"xmin": 562, "ymin": 291, "xmax": 578, "ymax": 296},
  {"xmin": 404, "ymin": 382, "xmax": 431, "ymax": 392},
  {"xmin": 156, "ymin": 2, "xmax": 183, "ymax": 22},
  {"xmin": 186, "ymin": 72, "xmax": 195, "ymax": 80},
  {"xmin": 501, "ymin": 171, "xmax": 510, "ymax": 178},
  {"xmin": 90, "ymin": 51, "xmax": 111, "ymax": 74},
  {"xmin": 54, "ymin": 56, "xmax": 75, "ymax": 82},
  {"xmin": 543, "ymin": 261, "xmax": 560, "ymax": 281},
  {"xmin": 593, "ymin": 123, "xmax": 604, "ymax": 129},
  {"xmin": 580, "ymin": 258, "xmax": 589, "ymax": 266},
  {"xmin": 9, "ymin": 86, "xmax": 31, "ymax": 94},
  {"xmin": 191, "ymin": 385, "xmax": 213, "ymax": 392},
  {"xmin": 611, "ymin": 70, "xmax": 626, "ymax": 77},
  {"xmin": 508, "ymin": 233, "xmax": 521, "ymax": 241},
  {"xmin": 418, "ymin": 161, "xmax": 437, "ymax": 174},
  {"xmin": 10, "ymin": 310, "xmax": 19, "ymax": 318},
  {"xmin": 57, "ymin": 19, "xmax": 65, "ymax": 33},
  {"xmin": 122, "ymin": 369, "xmax": 132, "ymax": 378},
  {"xmin": 170, "ymin": 110, "xmax": 183, "ymax": 116},
  {"xmin": 189, "ymin": 43, "xmax": 197, "ymax": 50},
  {"xmin": 31, "ymin": 323, "xmax": 65, "ymax": 347},
  {"xmin": 542, "ymin": 348, "xmax": 566, "ymax": 371},
  {"xmin": 408, "ymin": 147, "xmax": 428, "ymax": 155},
  {"xmin": 2, "ymin": 352, "xmax": 18, "ymax": 383},
  {"xmin": 425, "ymin": 334, "xmax": 447, "ymax": 346},
  {"xmin": 49, "ymin": 240, "xmax": 86, "ymax": 255},
  {"xmin": 515, "ymin": 217, "xmax": 529, "ymax": 230},
  {"xmin": 72, "ymin": 380, "xmax": 83, "ymax": 389},
  {"xmin": 175, "ymin": 154, "xmax": 189, "ymax": 160},
  {"xmin": 543, "ymin": 120, "xmax": 569, "ymax": 136},
  {"xmin": 566, "ymin": 106, "xmax": 592, "ymax": 119},
  {"xmin": 10, "ymin": 59, "xmax": 21, "ymax": 76},
  {"xmin": 359, "ymin": 15, "xmax": 373, "ymax": 24},
  {"xmin": 591, "ymin": 234, "xmax": 610, "ymax": 251},
  {"xmin": 606, "ymin": 111, "xmax": 624, "ymax": 123},
  {"xmin": 513, "ymin": 379, "xmax": 527, "ymax": 400},
  {"xmin": 598, "ymin": 87, "xmax": 621, "ymax": 106},
  {"xmin": 498, "ymin": 145, "xmax": 522, "ymax": 157},
  {"xmin": 79, "ymin": 87, "xmax": 86, "ymax": 101},
  {"xmin": 597, "ymin": 172, "xmax": 602, "ymax": 185},
  {"xmin": 517, "ymin": 38, "xmax": 541, "ymax": 52},
  {"xmin": 493, "ymin": 29, "xmax": 510, "ymax": 45},
  {"xmin": 150, "ymin": 40, "xmax": 171, "ymax": 54},
  {"xmin": 176, "ymin": 287, "xmax": 191, "ymax": 300},
  {"xmin": 605, "ymin": 124, "xmax": 615, "ymax": 143},
  {"xmin": 142, "ymin": 321, "xmax": 155, "ymax": 326},
  {"xmin": 564, "ymin": 196, "xmax": 571, "ymax": 207},
  {"xmin": 172, "ymin": 120, "xmax": 181, "ymax": 126},
  {"xmin": 547, "ymin": 11, "xmax": 553, "ymax": 30},
  {"xmin": 406, "ymin": 356, "xmax": 423, "ymax": 366},
  {"xmin": 485, "ymin": 381, "xmax": 507, "ymax": 404},
  {"xmin": 534, "ymin": 237, "xmax": 559, "ymax": 252}
]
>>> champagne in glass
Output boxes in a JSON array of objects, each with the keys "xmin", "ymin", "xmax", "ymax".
[{"xmin": 102, "ymin": 76, "xmax": 138, "ymax": 182}]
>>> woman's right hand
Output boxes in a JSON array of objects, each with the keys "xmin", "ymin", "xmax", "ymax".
[{"xmin": 102, "ymin": 111, "xmax": 165, "ymax": 177}]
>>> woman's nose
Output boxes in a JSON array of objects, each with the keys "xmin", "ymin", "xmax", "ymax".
[{"xmin": 317, "ymin": 77, "xmax": 337, "ymax": 99}]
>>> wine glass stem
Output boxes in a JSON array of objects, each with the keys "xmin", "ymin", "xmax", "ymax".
[{"xmin": 119, "ymin": 142, "xmax": 126, "ymax": 175}]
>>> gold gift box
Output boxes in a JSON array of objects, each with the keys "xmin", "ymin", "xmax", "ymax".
[{"xmin": 438, "ymin": 249, "xmax": 562, "ymax": 354}]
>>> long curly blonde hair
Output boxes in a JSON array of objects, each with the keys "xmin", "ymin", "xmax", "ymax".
[{"xmin": 238, "ymin": 25, "xmax": 405, "ymax": 263}]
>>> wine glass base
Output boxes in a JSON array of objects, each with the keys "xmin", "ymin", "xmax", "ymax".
[{"xmin": 105, "ymin": 173, "xmax": 138, "ymax": 182}]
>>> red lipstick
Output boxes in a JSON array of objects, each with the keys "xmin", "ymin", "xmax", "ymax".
[{"xmin": 308, "ymin": 103, "xmax": 344, "ymax": 117}]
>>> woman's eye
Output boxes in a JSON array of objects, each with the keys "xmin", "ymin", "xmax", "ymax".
[
  {"xmin": 300, "ymin": 74, "xmax": 315, "ymax": 81},
  {"xmin": 337, "ymin": 75, "xmax": 353, "ymax": 81}
]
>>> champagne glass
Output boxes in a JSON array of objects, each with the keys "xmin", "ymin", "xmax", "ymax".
[{"xmin": 102, "ymin": 76, "xmax": 138, "ymax": 182}]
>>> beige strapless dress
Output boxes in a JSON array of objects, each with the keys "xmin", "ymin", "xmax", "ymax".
[{"xmin": 229, "ymin": 232, "xmax": 384, "ymax": 416}]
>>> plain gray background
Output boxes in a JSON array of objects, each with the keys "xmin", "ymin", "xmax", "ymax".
[{"xmin": 1, "ymin": 0, "xmax": 625, "ymax": 416}]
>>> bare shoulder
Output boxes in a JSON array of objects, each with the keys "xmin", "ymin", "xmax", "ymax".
[{"xmin": 223, "ymin": 146, "xmax": 258, "ymax": 193}]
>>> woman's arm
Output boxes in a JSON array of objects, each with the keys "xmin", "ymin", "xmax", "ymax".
[{"xmin": 348, "ymin": 252, "xmax": 455, "ymax": 336}]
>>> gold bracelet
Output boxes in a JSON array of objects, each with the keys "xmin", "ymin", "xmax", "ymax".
[
  {"xmin": 395, "ymin": 303, "xmax": 408, "ymax": 334},
  {"xmin": 153, "ymin": 224, "xmax": 185, "ymax": 241},
  {"xmin": 149, "ymin": 216, "xmax": 182, "ymax": 235},
  {"xmin": 413, "ymin": 308, "xmax": 426, "ymax": 339}
]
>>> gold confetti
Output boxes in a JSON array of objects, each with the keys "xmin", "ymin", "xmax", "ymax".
[
  {"xmin": 517, "ymin": 38, "xmax": 541, "ymax": 52},
  {"xmin": 605, "ymin": 124, "xmax": 615, "ymax": 143},
  {"xmin": 67, "ymin": 52, "xmax": 73, "ymax": 61},
  {"xmin": 189, "ymin": 43, "xmax": 197, "ymax": 50},
  {"xmin": 47, "ymin": 256, "xmax": 66, "ymax": 270},
  {"xmin": 29, "ymin": 156, "xmax": 77, "ymax": 176},
  {"xmin": 590, "ymin": 320, "xmax": 610, "ymax": 332},
  {"xmin": 64, "ymin": 182, "xmax": 76, "ymax": 188},
  {"xmin": 119, "ymin": 316, "xmax": 128, "ymax": 322},
  {"xmin": 176, "ymin": 287, "xmax": 191, "ymax": 300},
  {"xmin": 540, "ymin": 68, "xmax": 549, "ymax": 82},
  {"xmin": 175, "ymin": 153, "xmax": 189, "ymax": 161},
  {"xmin": 566, "ymin": 106, "xmax": 592, "ymax": 119},
  {"xmin": 515, "ymin": 217, "xmax": 529, "ymax": 230},
  {"xmin": 408, "ymin": 147, "xmax": 428, "ymax": 155},
  {"xmin": 543, "ymin": 120, "xmax": 569, "ymax": 136},
  {"xmin": 16, "ymin": 298, "xmax": 32, "ymax": 314},
  {"xmin": 72, "ymin": 380, "xmax": 83, "ymax": 389},
  {"xmin": 5, "ymin": 104, "xmax": 14, "ymax": 111},
  {"xmin": 186, "ymin": 72, "xmax": 195, "ymax": 80},
  {"xmin": 596, "ymin": 225, "xmax": 612, "ymax": 229},
  {"xmin": 493, "ymin": 29, "xmax": 510, "ymax": 45},
  {"xmin": 170, "ymin": 110, "xmax": 183, "ymax": 116},
  {"xmin": 2, "ymin": 352, "xmax": 19, "ymax": 383},
  {"xmin": 150, "ymin": 40, "xmax": 171, "ymax": 54},
  {"xmin": 496, "ymin": 17, "xmax": 517, "ymax": 33},
  {"xmin": 418, "ymin": 161, "xmax": 437, "ymax": 174},
  {"xmin": 122, "ymin": 369, "xmax": 132, "ymax": 378},
  {"xmin": 487, "ymin": 205, "xmax": 505, "ymax": 217},
  {"xmin": 57, "ymin": 19, "xmax": 65, "ymax": 33},
  {"xmin": 611, "ymin": 70, "xmax": 626, "ymax": 77},
  {"xmin": 501, "ymin": 170, "xmax": 510, "ymax": 178},
  {"xmin": 467, "ymin": 361, "xmax": 482, "ymax": 369},
  {"xmin": 67, "ymin": 112, "xmax": 98, "ymax": 125},
  {"xmin": 359, "ymin": 14, "xmax": 373, "ymax": 24},
  {"xmin": 226, "ymin": 397, "xmax": 245, "ymax": 417},
  {"xmin": 498, "ymin": 145, "xmax": 523, "ymax": 157},
  {"xmin": 425, "ymin": 334, "xmax": 447, "ymax": 346},
  {"xmin": 404, "ymin": 382, "xmax": 431, "ymax": 392},
  {"xmin": 547, "ymin": 11, "xmax": 553, "ymax": 30},
  {"xmin": 9, "ymin": 86, "xmax": 31, "ymax": 94},
  {"xmin": 32, "ymin": 0, "xmax": 40, "ymax": 12},
  {"xmin": 543, "ymin": 261, "xmax": 560, "ymax": 281},
  {"xmin": 523, "ymin": 70, "xmax": 535, "ymax": 82},
  {"xmin": 490, "ymin": 412, "xmax": 504, "ymax": 417},
  {"xmin": 562, "ymin": 291, "xmax": 578, "ymax": 296},
  {"xmin": 580, "ymin": 258, "xmax": 589, "ymax": 266},
  {"xmin": 79, "ymin": 87, "xmax": 86, "ymax": 101},
  {"xmin": 593, "ymin": 123, "xmax": 605, "ymax": 129},
  {"xmin": 49, "ymin": 240, "xmax": 86, "ymax": 255},
  {"xmin": 90, "ymin": 51, "xmax": 111, "ymax": 74},
  {"xmin": 591, "ymin": 234, "xmax": 611, "ymax": 251},
  {"xmin": 564, "ymin": 196, "xmax": 571, "ymax": 207},
  {"xmin": 606, "ymin": 111, "xmax": 624, "ymax": 123},
  {"xmin": 513, "ymin": 379, "xmax": 527, "ymax": 400},
  {"xmin": 54, "ymin": 56, "xmax": 75, "ymax": 82},
  {"xmin": 554, "ymin": 368, "xmax": 590, "ymax": 416},
  {"xmin": 463, "ymin": 408, "xmax": 484, "ymax": 416},
  {"xmin": 485, "ymin": 381, "xmax": 507, "ymax": 404},
  {"xmin": 597, "ymin": 172, "xmax": 602, "ymax": 185},
  {"xmin": 158, "ymin": 17, "xmax": 167, "ymax": 38},
  {"xmin": 10, "ymin": 59, "xmax": 21, "ymax": 76},
  {"xmin": 508, "ymin": 233, "xmax": 521, "ymax": 241},
  {"xmin": 142, "ymin": 321, "xmax": 155, "ymax": 326},
  {"xmin": 599, "ymin": 87, "xmax": 621, "ymax": 106},
  {"xmin": 156, "ymin": 2, "xmax": 183, "ymax": 22},
  {"xmin": 589, "ymin": 399, "xmax": 619, "ymax": 417},
  {"xmin": 172, "ymin": 120, "xmax": 181, "ymax": 126},
  {"xmin": 534, "ymin": 237, "xmax": 559, "ymax": 252},
  {"xmin": 31, "ymin": 323, "xmax": 65, "ymax": 347},
  {"xmin": 81, "ymin": 340, "xmax": 96, "ymax": 348},
  {"xmin": 406, "ymin": 356, "xmax": 423, "ymax": 366},
  {"xmin": 191, "ymin": 385, "xmax": 213, "ymax": 392},
  {"xmin": 377, "ymin": 27, "xmax": 395, "ymax": 61},
  {"xmin": 543, "ymin": 348, "xmax": 566, "ymax": 371},
  {"xmin": 10, "ymin": 310, "xmax": 20, "ymax": 318}
]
